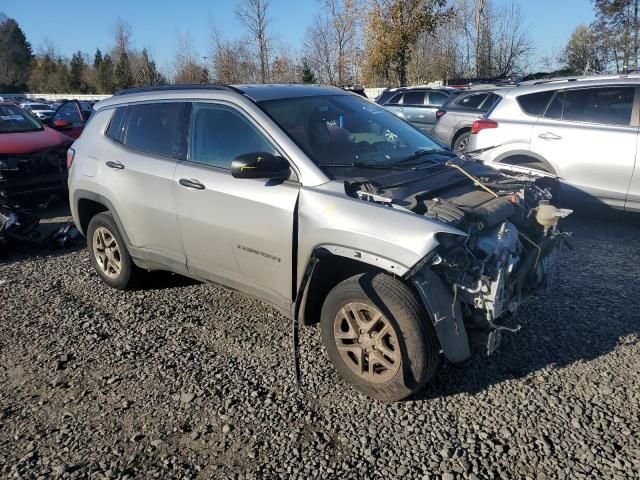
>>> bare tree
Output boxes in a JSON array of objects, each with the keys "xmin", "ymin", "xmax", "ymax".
[
  {"xmin": 209, "ymin": 20, "xmax": 259, "ymax": 83},
  {"xmin": 235, "ymin": 0, "xmax": 271, "ymax": 83},
  {"xmin": 322, "ymin": 0, "xmax": 358, "ymax": 85},
  {"xmin": 112, "ymin": 18, "xmax": 133, "ymax": 60},
  {"xmin": 174, "ymin": 31, "xmax": 206, "ymax": 84},
  {"xmin": 304, "ymin": 14, "xmax": 337, "ymax": 84},
  {"xmin": 491, "ymin": 1, "xmax": 534, "ymax": 77}
]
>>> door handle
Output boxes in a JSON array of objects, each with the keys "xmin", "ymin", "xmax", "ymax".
[
  {"xmin": 106, "ymin": 161, "xmax": 125, "ymax": 170},
  {"xmin": 179, "ymin": 178, "xmax": 205, "ymax": 190},
  {"xmin": 538, "ymin": 132, "xmax": 562, "ymax": 141}
]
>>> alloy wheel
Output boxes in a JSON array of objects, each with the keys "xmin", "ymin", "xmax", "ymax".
[
  {"xmin": 92, "ymin": 226, "xmax": 122, "ymax": 279},
  {"xmin": 333, "ymin": 302, "xmax": 401, "ymax": 383}
]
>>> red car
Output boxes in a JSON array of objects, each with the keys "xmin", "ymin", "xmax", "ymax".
[{"xmin": 0, "ymin": 102, "xmax": 73, "ymax": 198}]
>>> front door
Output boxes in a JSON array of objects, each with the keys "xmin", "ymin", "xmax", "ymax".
[
  {"xmin": 530, "ymin": 86, "xmax": 638, "ymax": 208},
  {"xmin": 173, "ymin": 102, "xmax": 299, "ymax": 309}
]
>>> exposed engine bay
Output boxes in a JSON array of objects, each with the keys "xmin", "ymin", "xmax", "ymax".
[{"xmin": 345, "ymin": 160, "xmax": 572, "ymax": 354}]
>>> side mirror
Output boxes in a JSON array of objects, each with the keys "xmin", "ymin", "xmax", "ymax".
[
  {"xmin": 231, "ymin": 152, "xmax": 290, "ymax": 180},
  {"xmin": 53, "ymin": 119, "xmax": 72, "ymax": 129}
]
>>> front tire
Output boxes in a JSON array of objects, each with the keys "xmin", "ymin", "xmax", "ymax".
[
  {"xmin": 320, "ymin": 272, "xmax": 440, "ymax": 401},
  {"xmin": 87, "ymin": 212, "xmax": 141, "ymax": 290}
]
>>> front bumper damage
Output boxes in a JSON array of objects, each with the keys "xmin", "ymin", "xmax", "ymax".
[{"xmin": 406, "ymin": 192, "xmax": 571, "ymax": 363}]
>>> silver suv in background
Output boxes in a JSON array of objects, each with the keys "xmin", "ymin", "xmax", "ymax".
[
  {"xmin": 432, "ymin": 89, "xmax": 504, "ymax": 151},
  {"xmin": 68, "ymin": 84, "xmax": 570, "ymax": 401},
  {"xmin": 469, "ymin": 77, "xmax": 640, "ymax": 211}
]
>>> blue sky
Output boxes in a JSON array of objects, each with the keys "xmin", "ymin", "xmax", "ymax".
[{"xmin": 1, "ymin": 0, "xmax": 595, "ymax": 73}]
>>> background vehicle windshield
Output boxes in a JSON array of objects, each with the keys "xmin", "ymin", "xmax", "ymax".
[
  {"xmin": 258, "ymin": 94, "xmax": 444, "ymax": 167},
  {"xmin": 0, "ymin": 105, "xmax": 43, "ymax": 133}
]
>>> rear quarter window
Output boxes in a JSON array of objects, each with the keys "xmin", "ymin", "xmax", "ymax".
[
  {"xmin": 105, "ymin": 107, "xmax": 128, "ymax": 143},
  {"xmin": 517, "ymin": 91, "xmax": 554, "ymax": 116},
  {"xmin": 455, "ymin": 93, "xmax": 488, "ymax": 109}
]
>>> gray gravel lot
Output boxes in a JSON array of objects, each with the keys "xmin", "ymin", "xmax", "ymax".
[{"xmin": 0, "ymin": 212, "xmax": 639, "ymax": 479}]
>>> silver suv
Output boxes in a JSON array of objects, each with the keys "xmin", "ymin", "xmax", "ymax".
[
  {"xmin": 68, "ymin": 84, "xmax": 570, "ymax": 401},
  {"xmin": 469, "ymin": 77, "xmax": 640, "ymax": 211}
]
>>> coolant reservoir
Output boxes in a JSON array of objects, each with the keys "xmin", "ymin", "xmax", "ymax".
[{"xmin": 536, "ymin": 202, "xmax": 572, "ymax": 234}]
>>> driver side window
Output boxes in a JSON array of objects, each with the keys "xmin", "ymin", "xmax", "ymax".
[{"xmin": 189, "ymin": 103, "xmax": 276, "ymax": 169}]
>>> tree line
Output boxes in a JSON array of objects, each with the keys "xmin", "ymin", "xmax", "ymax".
[{"xmin": 1, "ymin": 0, "xmax": 639, "ymax": 95}]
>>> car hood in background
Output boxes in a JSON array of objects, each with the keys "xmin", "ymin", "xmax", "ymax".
[{"xmin": 0, "ymin": 127, "xmax": 74, "ymax": 155}]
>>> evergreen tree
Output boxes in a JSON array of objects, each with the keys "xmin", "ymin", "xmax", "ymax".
[
  {"xmin": 69, "ymin": 51, "xmax": 86, "ymax": 92},
  {"xmin": 300, "ymin": 57, "xmax": 316, "ymax": 83},
  {"xmin": 0, "ymin": 17, "xmax": 33, "ymax": 92},
  {"xmin": 96, "ymin": 54, "xmax": 115, "ymax": 94},
  {"xmin": 93, "ymin": 48, "xmax": 103, "ymax": 69},
  {"xmin": 113, "ymin": 51, "xmax": 133, "ymax": 91},
  {"xmin": 135, "ymin": 48, "xmax": 161, "ymax": 86}
]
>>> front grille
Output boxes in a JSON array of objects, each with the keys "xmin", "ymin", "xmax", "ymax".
[{"xmin": 0, "ymin": 147, "xmax": 69, "ymax": 197}]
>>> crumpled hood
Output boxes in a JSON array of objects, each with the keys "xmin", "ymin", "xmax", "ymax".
[{"xmin": 0, "ymin": 127, "xmax": 73, "ymax": 155}]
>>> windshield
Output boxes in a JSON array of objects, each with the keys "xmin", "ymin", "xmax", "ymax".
[
  {"xmin": 0, "ymin": 105, "xmax": 43, "ymax": 133},
  {"xmin": 258, "ymin": 94, "xmax": 447, "ymax": 170},
  {"xmin": 25, "ymin": 103, "xmax": 51, "ymax": 111}
]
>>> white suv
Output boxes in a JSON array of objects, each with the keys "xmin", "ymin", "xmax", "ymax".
[{"xmin": 469, "ymin": 77, "xmax": 640, "ymax": 211}]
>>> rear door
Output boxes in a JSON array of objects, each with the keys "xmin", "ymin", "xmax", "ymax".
[
  {"xmin": 425, "ymin": 91, "xmax": 449, "ymax": 132},
  {"xmin": 399, "ymin": 90, "xmax": 427, "ymax": 131},
  {"xmin": 530, "ymin": 86, "xmax": 638, "ymax": 208},
  {"xmin": 99, "ymin": 102, "xmax": 187, "ymax": 267},
  {"xmin": 172, "ymin": 101, "xmax": 299, "ymax": 309}
]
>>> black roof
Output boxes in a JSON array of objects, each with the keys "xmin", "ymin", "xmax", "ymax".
[{"xmin": 114, "ymin": 83, "xmax": 348, "ymax": 102}]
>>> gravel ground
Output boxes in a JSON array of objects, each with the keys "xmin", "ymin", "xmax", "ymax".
[{"xmin": 0, "ymin": 212, "xmax": 639, "ymax": 480}]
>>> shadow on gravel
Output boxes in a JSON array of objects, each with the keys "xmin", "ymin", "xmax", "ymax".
[
  {"xmin": 413, "ymin": 207, "xmax": 640, "ymax": 401},
  {"xmin": 143, "ymin": 271, "xmax": 202, "ymax": 290}
]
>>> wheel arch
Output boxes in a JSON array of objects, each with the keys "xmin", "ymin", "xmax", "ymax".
[
  {"xmin": 297, "ymin": 249, "xmax": 396, "ymax": 327},
  {"xmin": 493, "ymin": 150, "xmax": 558, "ymax": 175},
  {"xmin": 451, "ymin": 127, "xmax": 471, "ymax": 149},
  {"xmin": 72, "ymin": 189, "xmax": 132, "ymax": 247}
]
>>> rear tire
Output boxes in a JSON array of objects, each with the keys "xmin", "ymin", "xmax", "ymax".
[
  {"xmin": 320, "ymin": 272, "xmax": 440, "ymax": 401},
  {"xmin": 87, "ymin": 212, "xmax": 142, "ymax": 290},
  {"xmin": 453, "ymin": 131, "xmax": 471, "ymax": 152}
]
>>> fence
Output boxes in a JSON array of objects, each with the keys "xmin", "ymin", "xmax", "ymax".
[{"xmin": 1, "ymin": 93, "xmax": 111, "ymax": 101}]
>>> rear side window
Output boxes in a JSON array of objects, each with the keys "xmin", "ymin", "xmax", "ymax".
[
  {"xmin": 402, "ymin": 91, "xmax": 425, "ymax": 106},
  {"xmin": 387, "ymin": 93, "xmax": 403, "ymax": 104},
  {"xmin": 544, "ymin": 92, "xmax": 564, "ymax": 120},
  {"xmin": 122, "ymin": 102, "xmax": 185, "ymax": 157},
  {"xmin": 455, "ymin": 93, "xmax": 487, "ymax": 109},
  {"xmin": 106, "ymin": 107, "xmax": 128, "ymax": 142},
  {"xmin": 482, "ymin": 93, "xmax": 501, "ymax": 110},
  {"xmin": 517, "ymin": 91, "xmax": 554, "ymax": 116},
  {"xmin": 189, "ymin": 103, "xmax": 276, "ymax": 169},
  {"xmin": 427, "ymin": 91, "xmax": 448, "ymax": 107},
  {"xmin": 563, "ymin": 87, "xmax": 634, "ymax": 126}
]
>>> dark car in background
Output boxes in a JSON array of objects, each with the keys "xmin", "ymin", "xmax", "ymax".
[
  {"xmin": 378, "ymin": 87, "xmax": 463, "ymax": 133},
  {"xmin": 431, "ymin": 89, "xmax": 504, "ymax": 151},
  {"xmin": 0, "ymin": 103, "xmax": 73, "ymax": 198}
]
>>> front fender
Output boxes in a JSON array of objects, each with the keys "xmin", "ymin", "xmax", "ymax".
[{"xmin": 296, "ymin": 183, "xmax": 466, "ymax": 285}]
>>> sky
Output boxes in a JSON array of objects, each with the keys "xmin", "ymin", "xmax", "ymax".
[{"xmin": 0, "ymin": 0, "xmax": 596, "ymax": 73}]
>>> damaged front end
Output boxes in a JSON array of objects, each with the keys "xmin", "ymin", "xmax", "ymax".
[{"xmin": 351, "ymin": 162, "xmax": 572, "ymax": 361}]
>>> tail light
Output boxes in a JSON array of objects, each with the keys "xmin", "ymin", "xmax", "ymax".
[
  {"xmin": 66, "ymin": 147, "xmax": 75, "ymax": 169},
  {"xmin": 436, "ymin": 110, "xmax": 446, "ymax": 120},
  {"xmin": 471, "ymin": 119, "xmax": 498, "ymax": 135}
]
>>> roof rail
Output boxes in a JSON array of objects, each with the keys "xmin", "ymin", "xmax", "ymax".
[
  {"xmin": 113, "ymin": 84, "xmax": 243, "ymax": 96},
  {"xmin": 518, "ymin": 73, "xmax": 640, "ymax": 87}
]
